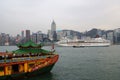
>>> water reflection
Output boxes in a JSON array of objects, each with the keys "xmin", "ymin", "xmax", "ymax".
[
  {"xmin": 23, "ymin": 72, "xmax": 54, "ymax": 80},
  {"xmin": 9, "ymin": 72, "xmax": 54, "ymax": 80}
]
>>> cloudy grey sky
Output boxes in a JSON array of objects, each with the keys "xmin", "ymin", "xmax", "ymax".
[{"xmin": 0, "ymin": 0, "xmax": 120, "ymax": 36}]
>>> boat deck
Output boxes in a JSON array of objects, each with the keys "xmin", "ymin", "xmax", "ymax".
[{"xmin": 0, "ymin": 55, "xmax": 54, "ymax": 64}]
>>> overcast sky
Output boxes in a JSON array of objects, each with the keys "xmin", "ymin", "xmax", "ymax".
[{"xmin": 0, "ymin": 0, "xmax": 120, "ymax": 36}]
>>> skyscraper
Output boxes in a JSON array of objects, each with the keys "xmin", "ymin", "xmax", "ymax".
[
  {"xmin": 21, "ymin": 30, "xmax": 24, "ymax": 39},
  {"xmin": 26, "ymin": 30, "xmax": 31, "ymax": 42},
  {"xmin": 51, "ymin": 20, "xmax": 56, "ymax": 34},
  {"xmin": 51, "ymin": 20, "xmax": 57, "ymax": 41}
]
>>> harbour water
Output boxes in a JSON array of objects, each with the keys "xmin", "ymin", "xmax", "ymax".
[{"xmin": 0, "ymin": 45, "xmax": 120, "ymax": 80}]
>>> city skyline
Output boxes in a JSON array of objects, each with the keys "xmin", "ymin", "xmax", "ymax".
[
  {"xmin": 0, "ymin": 0, "xmax": 120, "ymax": 36},
  {"xmin": 0, "ymin": 26, "xmax": 119, "ymax": 37}
]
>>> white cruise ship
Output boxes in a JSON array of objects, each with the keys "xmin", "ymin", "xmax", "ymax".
[{"xmin": 56, "ymin": 37, "xmax": 111, "ymax": 47}]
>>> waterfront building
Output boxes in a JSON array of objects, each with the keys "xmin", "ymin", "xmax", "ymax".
[
  {"xmin": 5, "ymin": 34, "xmax": 10, "ymax": 46},
  {"xmin": 102, "ymin": 34, "xmax": 107, "ymax": 39},
  {"xmin": 20, "ymin": 30, "xmax": 25, "ymax": 44},
  {"xmin": 31, "ymin": 31, "xmax": 43, "ymax": 43},
  {"xmin": 15, "ymin": 34, "xmax": 21, "ymax": 44},
  {"xmin": 56, "ymin": 30, "xmax": 81, "ymax": 40},
  {"xmin": 51, "ymin": 20, "xmax": 56, "ymax": 34},
  {"xmin": 9, "ymin": 36, "xmax": 16, "ymax": 45},
  {"xmin": 97, "ymin": 29, "xmax": 102, "ymax": 37},
  {"xmin": 31, "ymin": 33, "xmax": 37, "ymax": 43},
  {"xmin": 26, "ymin": 30, "xmax": 31, "ymax": 42},
  {"xmin": 51, "ymin": 20, "xmax": 57, "ymax": 41},
  {"xmin": 21, "ymin": 30, "xmax": 24, "ymax": 39},
  {"xmin": 0, "ymin": 33, "xmax": 7, "ymax": 46},
  {"xmin": 106, "ymin": 31, "xmax": 114, "ymax": 44},
  {"xmin": 114, "ymin": 28, "xmax": 120, "ymax": 44},
  {"xmin": 56, "ymin": 30, "xmax": 63, "ymax": 40},
  {"xmin": 47, "ymin": 30, "xmax": 51, "ymax": 40},
  {"xmin": 0, "ymin": 33, "xmax": 11, "ymax": 46},
  {"xmin": 31, "ymin": 31, "xmax": 48, "ymax": 43},
  {"xmin": 0, "ymin": 35, "xmax": 1, "ymax": 43}
]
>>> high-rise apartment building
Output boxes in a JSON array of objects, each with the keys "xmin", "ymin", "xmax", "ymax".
[
  {"xmin": 31, "ymin": 31, "xmax": 43, "ymax": 43},
  {"xmin": 26, "ymin": 30, "xmax": 31, "ymax": 42}
]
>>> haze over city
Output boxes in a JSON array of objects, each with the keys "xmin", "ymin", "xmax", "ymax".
[{"xmin": 0, "ymin": 0, "xmax": 120, "ymax": 35}]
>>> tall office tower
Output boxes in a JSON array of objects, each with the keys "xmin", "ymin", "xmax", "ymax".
[
  {"xmin": 51, "ymin": 20, "xmax": 56, "ymax": 34},
  {"xmin": 26, "ymin": 30, "xmax": 31, "ymax": 42},
  {"xmin": 21, "ymin": 30, "xmax": 24, "ymax": 39},
  {"xmin": 51, "ymin": 20, "xmax": 57, "ymax": 41}
]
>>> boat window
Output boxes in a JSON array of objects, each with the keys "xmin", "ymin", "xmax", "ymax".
[
  {"xmin": 29, "ymin": 63, "xmax": 35, "ymax": 67},
  {"xmin": 12, "ymin": 64, "xmax": 19, "ymax": 72},
  {"xmin": 8, "ymin": 66, "xmax": 11, "ymax": 70},
  {"xmin": 0, "ymin": 67, "xmax": 4, "ymax": 71},
  {"xmin": 0, "ymin": 56, "xmax": 2, "ymax": 60}
]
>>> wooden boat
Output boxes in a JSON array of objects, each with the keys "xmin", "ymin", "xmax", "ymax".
[{"xmin": 0, "ymin": 41, "xmax": 59, "ymax": 80}]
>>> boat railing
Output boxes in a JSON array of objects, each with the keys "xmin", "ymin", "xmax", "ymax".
[{"xmin": 0, "ymin": 55, "xmax": 54, "ymax": 63}]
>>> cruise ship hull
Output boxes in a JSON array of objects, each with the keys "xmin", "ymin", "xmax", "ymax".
[{"xmin": 57, "ymin": 43, "xmax": 110, "ymax": 47}]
